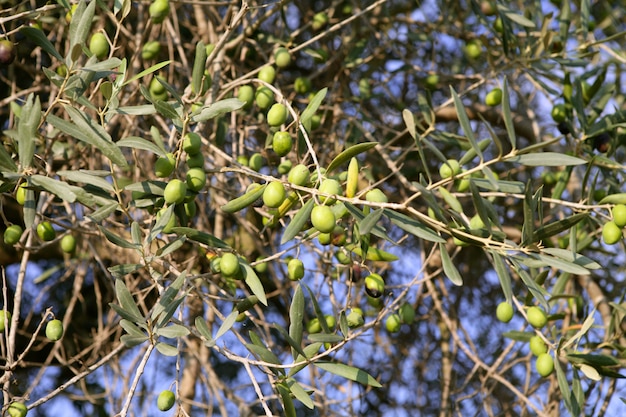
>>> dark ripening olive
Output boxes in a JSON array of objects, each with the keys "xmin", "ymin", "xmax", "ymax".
[
  {"xmin": 0, "ymin": 40, "xmax": 16, "ymax": 65},
  {"xmin": 557, "ymin": 121, "xmax": 571, "ymax": 135},
  {"xmin": 592, "ymin": 133, "xmax": 610, "ymax": 153}
]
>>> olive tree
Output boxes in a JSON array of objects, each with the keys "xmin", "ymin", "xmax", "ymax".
[{"xmin": 1, "ymin": 0, "xmax": 625, "ymax": 416}]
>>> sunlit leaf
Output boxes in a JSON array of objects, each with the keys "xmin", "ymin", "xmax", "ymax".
[
  {"xmin": 191, "ymin": 98, "xmax": 245, "ymax": 122},
  {"xmin": 439, "ymin": 242, "xmax": 463, "ymax": 286},
  {"xmin": 155, "ymin": 342, "xmax": 179, "ymax": 356},
  {"xmin": 326, "ymin": 142, "xmax": 378, "ymax": 174},
  {"xmin": 314, "ymin": 361, "xmax": 382, "ymax": 388},
  {"xmin": 242, "ymin": 263, "xmax": 268, "ymax": 306},
  {"xmin": 508, "ymin": 153, "xmax": 586, "ymax": 166},
  {"xmin": 281, "ymin": 198, "xmax": 314, "ymax": 245},
  {"xmin": 385, "ymin": 209, "xmax": 446, "ymax": 243}
]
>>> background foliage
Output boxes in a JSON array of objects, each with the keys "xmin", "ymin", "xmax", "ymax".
[{"xmin": 1, "ymin": 0, "xmax": 626, "ymax": 416}]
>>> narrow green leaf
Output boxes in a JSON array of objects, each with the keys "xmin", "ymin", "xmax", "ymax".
[
  {"xmin": 17, "ymin": 94, "xmax": 40, "ymax": 169},
  {"xmin": 156, "ymin": 236, "xmax": 186, "ymax": 258},
  {"xmin": 68, "ymin": 0, "xmax": 96, "ymax": 56},
  {"xmin": 0, "ymin": 139, "xmax": 16, "ymax": 172},
  {"xmin": 120, "ymin": 334, "xmax": 149, "ymax": 347},
  {"xmin": 459, "ymin": 138, "xmax": 491, "ymax": 165},
  {"xmin": 288, "ymin": 343, "xmax": 323, "ymax": 377},
  {"xmin": 99, "ymin": 225, "xmax": 141, "ymax": 250},
  {"xmin": 438, "ymin": 242, "xmax": 463, "ymax": 286},
  {"xmin": 555, "ymin": 353, "xmax": 577, "ymax": 416},
  {"xmin": 289, "ymin": 284, "xmax": 305, "ymax": 360},
  {"xmin": 439, "ymin": 187, "xmax": 463, "ymax": 213},
  {"xmin": 533, "ymin": 212, "xmax": 588, "ymax": 241},
  {"xmin": 49, "ymin": 107, "xmax": 128, "ymax": 167},
  {"xmin": 344, "ymin": 203, "xmax": 393, "ymax": 242},
  {"xmin": 30, "ymin": 175, "xmax": 77, "ymax": 202},
  {"xmin": 56, "ymin": 170, "xmax": 114, "ymax": 192},
  {"xmin": 215, "ymin": 310, "xmax": 239, "ymax": 340},
  {"xmin": 194, "ymin": 316, "xmax": 215, "ymax": 347},
  {"xmin": 359, "ymin": 208, "xmax": 384, "ymax": 236},
  {"xmin": 123, "ymin": 61, "xmax": 172, "ymax": 87},
  {"xmin": 153, "ymin": 99, "xmax": 181, "ymax": 121},
  {"xmin": 542, "ymin": 248, "xmax": 600, "ymax": 270},
  {"xmin": 273, "ymin": 324, "xmax": 306, "ymax": 359},
  {"xmin": 490, "ymin": 251, "xmax": 512, "ymax": 303},
  {"xmin": 88, "ymin": 202, "xmax": 120, "ymax": 223},
  {"xmin": 287, "ymin": 378, "xmax": 314, "ymax": 409},
  {"xmin": 300, "ymin": 88, "xmax": 327, "ymax": 126},
  {"xmin": 510, "ymin": 260, "xmax": 549, "ymax": 309},
  {"xmin": 117, "ymin": 136, "xmax": 166, "ymax": 156},
  {"xmin": 156, "ymin": 324, "xmax": 190, "ymax": 338},
  {"xmin": 242, "ymin": 263, "xmax": 268, "ymax": 306},
  {"xmin": 120, "ymin": 319, "xmax": 146, "ymax": 336},
  {"xmin": 110, "ymin": 303, "xmax": 144, "ymax": 323},
  {"xmin": 278, "ymin": 384, "xmax": 297, "ymax": 417},
  {"xmin": 307, "ymin": 333, "xmax": 344, "ymax": 343},
  {"xmin": 281, "ymin": 198, "xmax": 314, "ymax": 245},
  {"xmin": 402, "ymin": 109, "xmax": 417, "ymax": 140},
  {"xmin": 508, "ymin": 153, "xmax": 586, "ymax": 166},
  {"xmin": 20, "ymin": 27, "xmax": 63, "ymax": 61},
  {"xmin": 501, "ymin": 79, "xmax": 516, "ymax": 149},
  {"xmin": 384, "ymin": 209, "xmax": 445, "ymax": 243},
  {"xmin": 171, "ymin": 227, "xmax": 229, "ymax": 248},
  {"xmin": 500, "ymin": 6, "xmax": 536, "ymax": 27},
  {"xmin": 149, "ymin": 204, "xmax": 175, "ymax": 242},
  {"xmin": 191, "ymin": 41, "xmax": 207, "ymax": 96},
  {"xmin": 450, "ymin": 87, "xmax": 482, "ymax": 161},
  {"xmin": 535, "ymin": 253, "xmax": 591, "ymax": 275},
  {"xmin": 326, "ymin": 142, "xmax": 378, "ymax": 174},
  {"xmin": 471, "ymin": 177, "xmax": 525, "ymax": 193},
  {"xmin": 155, "ymin": 342, "xmax": 178, "ymax": 356},
  {"xmin": 114, "ymin": 279, "xmax": 144, "ymax": 322},
  {"xmin": 108, "ymin": 263, "xmax": 143, "ymax": 278},
  {"xmin": 221, "ymin": 184, "xmax": 266, "ymax": 213},
  {"xmin": 245, "ymin": 343, "xmax": 282, "ymax": 366},
  {"xmin": 314, "ymin": 361, "xmax": 382, "ymax": 388},
  {"xmin": 191, "ymin": 98, "xmax": 245, "ymax": 123},
  {"xmin": 561, "ymin": 308, "xmax": 595, "ymax": 350},
  {"xmin": 521, "ymin": 181, "xmax": 535, "ymax": 246}
]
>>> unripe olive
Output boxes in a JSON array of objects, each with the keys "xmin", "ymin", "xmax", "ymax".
[
  {"xmin": 535, "ymin": 353, "xmax": 554, "ymax": 377},
  {"xmin": 249, "ymin": 153, "xmax": 264, "ymax": 172},
  {"xmin": 37, "ymin": 221, "xmax": 56, "ymax": 241},
  {"xmin": 149, "ymin": 0, "xmax": 170, "ymax": 24},
  {"xmin": 45, "ymin": 319, "xmax": 64, "ymax": 341},
  {"xmin": 185, "ymin": 168, "xmax": 207, "ymax": 192},
  {"xmin": 294, "ymin": 77, "xmax": 312, "ymax": 94},
  {"xmin": 529, "ymin": 335, "xmax": 548, "ymax": 356},
  {"xmin": 142, "ymin": 40, "xmax": 161, "ymax": 60},
  {"xmin": 182, "ymin": 132, "xmax": 202, "ymax": 155},
  {"xmin": 346, "ymin": 308, "xmax": 364, "ymax": 328},
  {"xmin": 6, "ymin": 401, "xmax": 27, "ymax": 417},
  {"xmin": 89, "ymin": 32, "xmax": 109, "ymax": 60},
  {"xmin": 267, "ymin": 103, "xmax": 288, "ymax": 127},
  {"xmin": 496, "ymin": 301, "xmax": 514, "ymax": 323},
  {"xmin": 602, "ymin": 221, "xmax": 622, "ymax": 245},
  {"xmin": 612, "ymin": 204, "xmax": 626, "ymax": 228},
  {"xmin": 237, "ymin": 85, "xmax": 254, "ymax": 110},
  {"xmin": 287, "ymin": 258, "xmax": 304, "ymax": 280},
  {"xmin": 4, "ymin": 225, "xmax": 23, "ymax": 245},
  {"xmin": 274, "ymin": 47, "xmax": 291, "ymax": 68},
  {"xmin": 288, "ymin": 164, "xmax": 310, "ymax": 186},
  {"xmin": 485, "ymin": 88, "xmax": 502, "ymax": 106},
  {"xmin": 163, "ymin": 179, "xmax": 187, "ymax": 204},
  {"xmin": 272, "ymin": 131, "xmax": 292, "ymax": 156},
  {"xmin": 60, "ymin": 234, "xmax": 77, "ymax": 254},
  {"xmin": 0, "ymin": 310, "xmax": 11, "ymax": 332},
  {"xmin": 365, "ymin": 188, "xmax": 388, "ymax": 203},
  {"xmin": 258, "ymin": 66, "xmax": 276, "ymax": 84},
  {"xmin": 263, "ymin": 181, "xmax": 286, "ymax": 208},
  {"xmin": 439, "ymin": 159, "xmax": 461, "ymax": 179},
  {"xmin": 157, "ymin": 390, "xmax": 176, "ymax": 411},
  {"xmin": 307, "ymin": 318, "xmax": 321, "ymax": 334},
  {"xmin": 155, "ymin": 153, "xmax": 176, "ymax": 178},
  {"xmin": 385, "ymin": 313, "xmax": 401, "ymax": 333},
  {"xmin": 15, "ymin": 183, "xmax": 27, "ymax": 205},
  {"xmin": 220, "ymin": 253, "xmax": 240, "ymax": 277},
  {"xmin": 318, "ymin": 179, "xmax": 342, "ymax": 204},
  {"xmin": 399, "ymin": 302, "xmax": 415, "ymax": 325},
  {"xmin": 311, "ymin": 205, "xmax": 336, "ymax": 233},
  {"xmin": 325, "ymin": 314, "xmax": 336, "ymax": 330},
  {"xmin": 464, "ymin": 40, "xmax": 482, "ymax": 59},
  {"xmin": 527, "ymin": 306, "xmax": 548, "ymax": 329},
  {"xmin": 364, "ymin": 273, "xmax": 385, "ymax": 298},
  {"xmin": 551, "ymin": 104, "xmax": 567, "ymax": 123},
  {"xmin": 277, "ymin": 159, "xmax": 293, "ymax": 175},
  {"xmin": 186, "ymin": 152, "xmax": 204, "ymax": 169},
  {"xmin": 255, "ymin": 86, "xmax": 274, "ymax": 110}
]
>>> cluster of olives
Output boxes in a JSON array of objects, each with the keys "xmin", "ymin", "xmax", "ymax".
[
  {"xmin": 602, "ymin": 204, "xmax": 626, "ymax": 245},
  {"xmin": 5, "ymin": 185, "xmax": 77, "ymax": 254},
  {"xmin": 496, "ymin": 301, "xmax": 554, "ymax": 377}
]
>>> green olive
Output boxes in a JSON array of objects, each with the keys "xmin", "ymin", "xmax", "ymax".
[
  {"xmin": 163, "ymin": 179, "xmax": 187, "ymax": 204},
  {"xmin": 45, "ymin": 319, "xmax": 64, "ymax": 341},
  {"xmin": 157, "ymin": 390, "xmax": 175, "ymax": 411}
]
